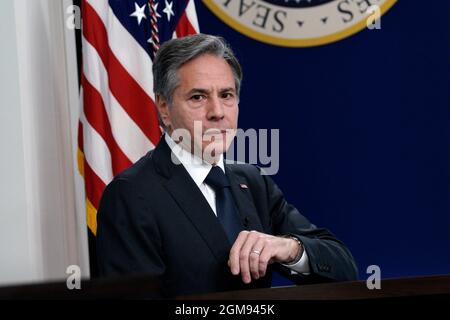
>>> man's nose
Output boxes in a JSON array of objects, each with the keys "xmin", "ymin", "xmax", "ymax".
[{"xmin": 206, "ymin": 96, "xmax": 225, "ymax": 121}]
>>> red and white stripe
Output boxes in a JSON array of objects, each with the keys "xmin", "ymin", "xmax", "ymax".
[{"xmin": 79, "ymin": 0, "xmax": 199, "ymax": 234}]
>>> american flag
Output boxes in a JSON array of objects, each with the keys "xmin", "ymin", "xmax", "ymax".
[{"xmin": 78, "ymin": 0, "xmax": 199, "ymax": 242}]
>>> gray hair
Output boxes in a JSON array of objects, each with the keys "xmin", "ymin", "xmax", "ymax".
[{"xmin": 152, "ymin": 34, "xmax": 243, "ymax": 106}]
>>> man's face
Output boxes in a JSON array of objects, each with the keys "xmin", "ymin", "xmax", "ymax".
[{"xmin": 157, "ymin": 54, "xmax": 239, "ymax": 161}]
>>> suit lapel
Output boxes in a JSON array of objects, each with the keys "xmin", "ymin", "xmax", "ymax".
[
  {"xmin": 152, "ymin": 137, "xmax": 231, "ymax": 263},
  {"xmin": 226, "ymin": 165, "xmax": 265, "ymax": 233}
]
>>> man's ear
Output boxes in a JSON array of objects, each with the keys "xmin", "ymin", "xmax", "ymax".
[{"xmin": 155, "ymin": 94, "xmax": 171, "ymax": 129}]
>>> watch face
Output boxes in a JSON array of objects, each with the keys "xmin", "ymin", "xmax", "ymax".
[{"xmin": 203, "ymin": 0, "xmax": 397, "ymax": 47}]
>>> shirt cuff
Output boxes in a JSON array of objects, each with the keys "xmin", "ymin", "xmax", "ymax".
[{"xmin": 282, "ymin": 248, "xmax": 311, "ymax": 275}]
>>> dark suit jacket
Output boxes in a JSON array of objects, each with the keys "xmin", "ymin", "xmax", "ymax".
[{"xmin": 96, "ymin": 136, "xmax": 358, "ymax": 296}]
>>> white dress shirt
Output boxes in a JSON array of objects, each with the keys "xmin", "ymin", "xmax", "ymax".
[{"xmin": 165, "ymin": 134, "xmax": 310, "ymax": 275}]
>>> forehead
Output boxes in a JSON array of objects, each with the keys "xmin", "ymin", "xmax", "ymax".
[{"xmin": 176, "ymin": 54, "xmax": 235, "ymax": 88}]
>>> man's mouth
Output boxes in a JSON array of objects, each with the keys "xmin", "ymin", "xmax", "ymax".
[{"xmin": 203, "ymin": 129, "xmax": 229, "ymax": 136}]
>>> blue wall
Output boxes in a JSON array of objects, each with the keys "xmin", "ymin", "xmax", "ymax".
[{"xmin": 197, "ymin": 0, "xmax": 450, "ymax": 279}]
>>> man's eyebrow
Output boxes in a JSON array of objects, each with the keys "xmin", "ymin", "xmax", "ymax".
[
  {"xmin": 186, "ymin": 88, "xmax": 210, "ymax": 96},
  {"xmin": 220, "ymin": 87, "xmax": 236, "ymax": 93},
  {"xmin": 185, "ymin": 87, "xmax": 236, "ymax": 96}
]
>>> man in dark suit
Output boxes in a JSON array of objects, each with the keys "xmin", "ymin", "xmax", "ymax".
[{"xmin": 96, "ymin": 34, "xmax": 358, "ymax": 297}]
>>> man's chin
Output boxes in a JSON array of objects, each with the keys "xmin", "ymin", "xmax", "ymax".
[{"xmin": 201, "ymin": 141, "xmax": 228, "ymax": 163}]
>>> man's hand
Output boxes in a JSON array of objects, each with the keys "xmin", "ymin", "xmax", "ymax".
[{"xmin": 227, "ymin": 230, "xmax": 302, "ymax": 284}]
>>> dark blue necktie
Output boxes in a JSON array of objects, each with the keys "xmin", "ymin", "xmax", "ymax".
[{"xmin": 205, "ymin": 166, "xmax": 243, "ymax": 243}]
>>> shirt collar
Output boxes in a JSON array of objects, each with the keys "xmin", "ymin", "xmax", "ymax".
[{"xmin": 165, "ymin": 134, "xmax": 225, "ymax": 187}]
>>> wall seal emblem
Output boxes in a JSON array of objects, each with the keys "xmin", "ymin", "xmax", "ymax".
[{"xmin": 203, "ymin": 0, "xmax": 397, "ymax": 47}]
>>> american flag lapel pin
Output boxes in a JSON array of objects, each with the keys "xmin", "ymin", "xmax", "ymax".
[{"xmin": 240, "ymin": 183, "xmax": 248, "ymax": 189}]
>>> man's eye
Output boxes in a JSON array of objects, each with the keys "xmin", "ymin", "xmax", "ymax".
[
  {"xmin": 190, "ymin": 95, "xmax": 205, "ymax": 101},
  {"xmin": 222, "ymin": 92, "xmax": 234, "ymax": 99}
]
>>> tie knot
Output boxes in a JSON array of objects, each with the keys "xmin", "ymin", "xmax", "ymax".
[{"xmin": 205, "ymin": 166, "xmax": 230, "ymax": 190}]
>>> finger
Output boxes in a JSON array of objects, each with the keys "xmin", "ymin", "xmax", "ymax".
[
  {"xmin": 258, "ymin": 245, "xmax": 273, "ymax": 277},
  {"xmin": 249, "ymin": 238, "xmax": 267, "ymax": 280},
  {"xmin": 249, "ymin": 249, "xmax": 263, "ymax": 280},
  {"xmin": 229, "ymin": 231, "xmax": 249, "ymax": 275},
  {"xmin": 239, "ymin": 231, "xmax": 260, "ymax": 283}
]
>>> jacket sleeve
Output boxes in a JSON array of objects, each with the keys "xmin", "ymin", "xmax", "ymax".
[
  {"xmin": 260, "ymin": 170, "xmax": 359, "ymax": 283},
  {"xmin": 96, "ymin": 178, "xmax": 165, "ymax": 279}
]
